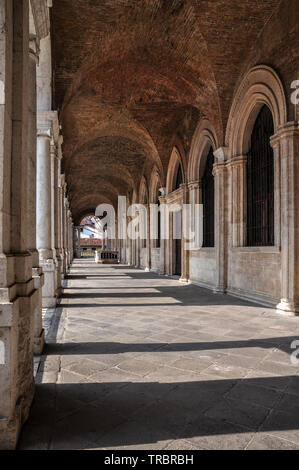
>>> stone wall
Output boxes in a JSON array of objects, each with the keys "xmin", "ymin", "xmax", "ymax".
[
  {"xmin": 189, "ymin": 249, "xmax": 216, "ymax": 289},
  {"xmin": 151, "ymin": 248, "xmax": 160, "ymax": 272},
  {"xmin": 227, "ymin": 249, "xmax": 281, "ymax": 306}
]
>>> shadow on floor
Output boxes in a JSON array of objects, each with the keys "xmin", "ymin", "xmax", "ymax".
[
  {"xmin": 45, "ymin": 336, "xmax": 297, "ymax": 356},
  {"xmin": 18, "ymin": 375, "xmax": 299, "ymax": 449}
]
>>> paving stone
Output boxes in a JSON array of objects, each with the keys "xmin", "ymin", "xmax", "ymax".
[
  {"xmin": 184, "ymin": 415, "xmax": 254, "ymax": 450},
  {"xmin": 19, "ymin": 262, "xmax": 299, "ymax": 450},
  {"xmin": 117, "ymin": 358, "xmax": 160, "ymax": 377},
  {"xmin": 246, "ymin": 434, "xmax": 299, "ymax": 450},
  {"xmin": 226, "ymin": 382, "xmax": 283, "ymax": 408},
  {"xmin": 261, "ymin": 410, "xmax": 299, "ymax": 444},
  {"xmin": 204, "ymin": 397, "xmax": 271, "ymax": 430},
  {"xmin": 170, "ymin": 358, "xmax": 212, "ymax": 374}
]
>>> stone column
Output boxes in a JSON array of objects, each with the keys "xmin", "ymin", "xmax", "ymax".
[
  {"xmin": 59, "ymin": 175, "xmax": 66, "ymax": 276},
  {"xmin": 64, "ymin": 199, "xmax": 71, "ymax": 271},
  {"xmin": 158, "ymin": 191, "xmax": 166, "ymax": 274},
  {"xmin": 50, "ymin": 139, "xmax": 58, "ymax": 292},
  {"xmin": 271, "ymin": 123, "xmax": 299, "ymax": 314},
  {"xmin": 0, "ymin": 0, "xmax": 47, "ymax": 449},
  {"xmin": 68, "ymin": 213, "xmax": 74, "ymax": 263},
  {"xmin": 54, "ymin": 136, "xmax": 63, "ymax": 295},
  {"xmin": 61, "ymin": 190, "xmax": 67, "ymax": 274},
  {"xmin": 180, "ymin": 183, "xmax": 189, "ymax": 283},
  {"xmin": 213, "ymin": 147, "xmax": 229, "ymax": 293},
  {"xmin": 36, "ymin": 116, "xmax": 56, "ymax": 308},
  {"xmin": 144, "ymin": 204, "xmax": 151, "ymax": 271},
  {"xmin": 64, "ymin": 200, "xmax": 69, "ymax": 270},
  {"xmin": 28, "ymin": 36, "xmax": 45, "ymax": 354}
]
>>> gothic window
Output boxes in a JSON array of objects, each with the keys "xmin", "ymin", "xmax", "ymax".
[
  {"xmin": 247, "ymin": 105, "xmax": 274, "ymax": 246},
  {"xmin": 202, "ymin": 146, "xmax": 215, "ymax": 247}
]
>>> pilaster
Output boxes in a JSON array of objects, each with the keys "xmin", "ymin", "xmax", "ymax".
[
  {"xmin": 226, "ymin": 155, "xmax": 247, "ymax": 247},
  {"xmin": 271, "ymin": 122, "xmax": 299, "ymax": 314},
  {"xmin": 213, "ymin": 147, "xmax": 229, "ymax": 293}
]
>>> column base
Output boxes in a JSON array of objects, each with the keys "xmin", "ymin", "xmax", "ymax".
[
  {"xmin": 179, "ymin": 276, "xmax": 189, "ymax": 283},
  {"xmin": 40, "ymin": 258, "xmax": 57, "ymax": 309},
  {"xmin": 0, "ymin": 290, "xmax": 36, "ymax": 449},
  {"xmin": 144, "ymin": 267, "xmax": 150, "ymax": 272},
  {"xmin": 213, "ymin": 285, "xmax": 227, "ymax": 294},
  {"xmin": 0, "ymin": 379, "xmax": 35, "ymax": 450},
  {"xmin": 276, "ymin": 299, "xmax": 299, "ymax": 315},
  {"xmin": 0, "ymin": 418, "xmax": 18, "ymax": 450}
]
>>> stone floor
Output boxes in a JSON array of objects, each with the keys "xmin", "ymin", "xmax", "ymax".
[{"xmin": 19, "ymin": 259, "xmax": 299, "ymax": 450}]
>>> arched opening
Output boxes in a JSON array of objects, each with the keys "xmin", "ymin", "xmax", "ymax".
[
  {"xmin": 76, "ymin": 215, "xmax": 103, "ymax": 257},
  {"xmin": 246, "ymin": 105, "xmax": 274, "ymax": 246}
]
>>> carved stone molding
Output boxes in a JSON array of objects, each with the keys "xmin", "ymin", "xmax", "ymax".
[
  {"xmin": 30, "ymin": 0, "xmax": 50, "ymax": 41},
  {"xmin": 37, "ymin": 110, "xmax": 59, "ymax": 142},
  {"xmin": 214, "ymin": 146, "xmax": 229, "ymax": 163}
]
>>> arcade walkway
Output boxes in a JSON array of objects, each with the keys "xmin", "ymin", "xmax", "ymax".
[{"xmin": 19, "ymin": 260, "xmax": 299, "ymax": 450}]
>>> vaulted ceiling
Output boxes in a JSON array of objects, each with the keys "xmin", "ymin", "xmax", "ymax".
[{"xmin": 52, "ymin": 0, "xmax": 283, "ymax": 223}]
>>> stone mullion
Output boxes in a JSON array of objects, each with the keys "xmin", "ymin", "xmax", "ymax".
[
  {"xmin": 187, "ymin": 180, "xmax": 201, "ymax": 249},
  {"xmin": 227, "ymin": 156, "xmax": 247, "ymax": 247}
]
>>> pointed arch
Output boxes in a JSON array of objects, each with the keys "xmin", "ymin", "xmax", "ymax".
[
  {"xmin": 187, "ymin": 118, "xmax": 218, "ymax": 183},
  {"xmin": 166, "ymin": 146, "xmax": 186, "ymax": 194}
]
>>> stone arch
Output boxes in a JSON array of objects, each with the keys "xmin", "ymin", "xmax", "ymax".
[
  {"xmin": 149, "ymin": 167, "xmax": 163, "ymax": 204},
  {"xmin": 139, "ymin": 176, "xmax": 149, "ymax": 205},
  {"xmin": 187, "ymin": 118, "xmax": 218, "ymax": 183},
  {"xmin": 166, "ymin": 146, "xmax": 186, "ymax": 194},
  {"xmin": 226, "ymin": 65, "xmax": 287, "ymax": 156}
]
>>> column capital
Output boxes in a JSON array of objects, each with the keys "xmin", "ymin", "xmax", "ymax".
[
  {"xmin": 270, "ymin": 121, "xmax": 299, "ymax": 147},
  {"xmin": 158, "ymin": 187, "xmax": 166, "ymax": 197},
  {"xmin": 37, "ymin": 110, "xmax": 60, "ymax": 142},
  {"xmin": 212, "ymin": 161, "xmax": 227, "ymax": 176},
  {"xmin": 213, "ymin": 146, "xmax": 230, "ymax": 163},
  {"xmin": 226, "ymin": 155, "xmax": 247, "ymax": 168},
  {"xmin": 37, "ymin": 119, "xmax": 52, "ymax": 139},
  {"xmin": 187, "ymin": 180, "xmax": 201, "ymax": 191},
  {"xmin": 31, "ymin": 0, "xmax": 51, "ymax": 41}
]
